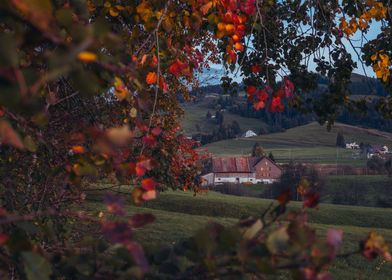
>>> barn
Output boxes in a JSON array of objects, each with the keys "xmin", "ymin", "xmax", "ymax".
[{"xmin": 201, "ymin": 156, "xmax": 282, "ymax": 186}]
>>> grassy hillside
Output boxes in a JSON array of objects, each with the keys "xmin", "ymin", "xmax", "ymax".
[
  {"xmin": 89, "ymin": 191, "xmax": 392, "ymax": 279},
  {"xmin": 181, "ymin": 100, "xmax": 268, "ymax": 136},
  {"xmin": 322, "ymin": 175, "xmax": 392, "ymax": 207},
  {"xmin": 203, "ymin": 122, "xmax": 392, "ymax": 165}
]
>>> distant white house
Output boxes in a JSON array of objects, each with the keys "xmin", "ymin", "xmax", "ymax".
[
  {"xmin": 345, "ymin": 142, "xmax": 360, "ymax": 149},
  {"xmin": 367, "ymin": 145, "xmax": 389, "ymax": 158},
  {"xmin": 242, "ymin": 130, "xmax": 257, "ymax": 138}
]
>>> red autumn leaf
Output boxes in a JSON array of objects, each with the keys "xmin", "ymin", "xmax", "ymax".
[
  {"xmin": 227, "ymin": 49, "xmax": 237, "ymax": 64},
  {"xmin": 129, "ymin": 213, "xmax": 156, "ymax": 228},
  {"xmin": 142, "ymin": 134, "xmax": 156, "ymax": 146},
  {"xmin": 0, "ymin": 121, "xmax": 25, "ymax": 150},
  {"xmin": 253, "ymin": 89, "xmax": 269, "ymax": 110},
  {"xmin": 251, "ymin": 64, "xmax": 262, "ymax": 73},
  {"xmin": 135, "ymin": 158, "xmax": 152, "ymax": 177},
  {"xmin": 240, "ymin": 0, "xmax": 256, "ymax": 15},
  {"xmin": 151, "ymin": 127, "xmax": 162, "ymax": 136},
  {"xmin": 253, "ymin": 100, "xmax": 266, "ymax": 110},
  {"xmin": 277, "ymin": 190, "xmax": 291, "ymax": 205},
  {"xmin": 169, "ymin": 63, "xmax": 181, "ymax": 77},
  {"xmin": 284, "ymin": 76, "xmax": 295, "ymax": 97},
  {"xmin": 141, "ymin": 178, "xmax": 157, "ymax": 191},
  {"xmin": 0, "ymin": 233, "xmax": 9, "ymax": 246},
  {"xmin": 246, "ymin": 85, "xmax": 257, "ymax": 95},
  {"xmin": 269, "ymin": 96, "xmax": 285, "ymax": 113},
  {"xmin": 256, "ymin": 89, "xmax": 269, "ymax": 101},
  {"xmin": 159, "ymin": 76, "xmax": 167, "ymax": 93},
  {"xmin": 128, "ymin": 162, "xmax": 136, "ymax": 175},
  {"xmin": 169, "ymin": 60, "xmax": 188, "ymax": 77},
  {"xmin": 135, "ymin": 165, "xmax": 146, "ymax": 177},
  {"xmin": 303, "ymin": 192, "xmax": 320, "ymax": 208},
  {"xmin": 152, "ymin": 55, "xmax": 158, "ymax": 66}
]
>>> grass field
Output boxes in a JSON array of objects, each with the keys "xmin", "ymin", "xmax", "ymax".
[
  {"xmin": 321, "ymin": 175, "xmax": 392, "ymax": 207},
  {"xmin": 88, "ymin": 190, "xmax": 392, "ymax": 279},
  {"xmin": 181, "ymin": 101, "xmax": 268, "ymax": 136},
  {"xmin": 203, "ymin": 122, "xmax": 392, "ymax": 165}
]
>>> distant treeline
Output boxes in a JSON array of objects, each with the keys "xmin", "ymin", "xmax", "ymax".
[{"xmin": 189, "ymin": 74, "xmax": 392, "ymax": 136}]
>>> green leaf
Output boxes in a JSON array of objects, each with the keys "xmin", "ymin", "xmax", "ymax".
[
  {"xmin": 24, "ymin": 135, "xmax": 37, "ymax": 152},
  {"xmin": 0, "ymin": 33, "xmax": 18, "ymax": 67},
  {"xmin": 55, "ymin": 8, "xmax": 73, "ymax": 27},
  {"xmin": 22, "ymin": 252, "xmax": 52, "ymax": 280}
]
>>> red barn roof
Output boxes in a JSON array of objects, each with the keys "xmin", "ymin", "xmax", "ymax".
[{"xmin": 212, "ymin": 156, "xmax": 261, "ymax": 173}]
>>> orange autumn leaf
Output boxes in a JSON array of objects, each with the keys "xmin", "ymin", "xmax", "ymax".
[
  {"xmin": 146, "ymin": 72, "xmax": 157, "ymax": 85},
  {"xmin": 72, "ymin": 145, "xmax": 86, "ymax": 154},
  {"xmin": 78, "ymin": 51, "xmax": 98, "ymax": 62},
  {"xmin": 200, "ymin": 1, "xmax": 213, "ymax": 15}
]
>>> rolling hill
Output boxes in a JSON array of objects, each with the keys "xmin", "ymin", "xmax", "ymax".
[
  {"xmin": 181, "ymin": 98, "xmax": 268, "ymax": 136},
  {"xmin": 202, "ymin": 122, "xmax": 392, "ymax": 165}
]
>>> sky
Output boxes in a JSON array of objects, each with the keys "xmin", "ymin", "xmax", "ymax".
[{"xmin": 200, "ymin": 21, "xmax": 383, "ymax": 85}]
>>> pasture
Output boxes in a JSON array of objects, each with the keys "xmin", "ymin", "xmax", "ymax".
[{"xmin": 87, "ymin": 190, "xmax": 392, "ymax": 279}]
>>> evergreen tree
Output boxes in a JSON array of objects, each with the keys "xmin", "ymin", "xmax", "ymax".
[
  {"xmin": 231, "ymin": 120, "xmax": 241, "ymax": 135},
  {"xmin": 252, "ymin": 142, "xmax": 265, "ymax": 157},
  {"xmin": 336, "ymin": 132, "xmax": 346, "ymax": 147},
  {"xmin": 268, "ymin": 152, "xmax": 275, "ymax": 162}
]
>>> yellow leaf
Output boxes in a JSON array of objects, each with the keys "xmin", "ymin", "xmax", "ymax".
[
  {"xmin": 78, "ymin": 51, "xmax": 97, "ymax": 62},
  {"xmin": 109, "ymin": 7, "xmax": 119, "ymax": 17},
  {"xmin": 130, "ymin": 108, "xmax": 138, "ymax": 118}
]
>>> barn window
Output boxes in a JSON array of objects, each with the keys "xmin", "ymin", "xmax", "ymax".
[
  {"xmin": 218, "ymin": 178, "xmax": 221, "ymax": 180},
  {"xmin": 250, "ymin": 179, "xmax": 253, "ymax": 181}
]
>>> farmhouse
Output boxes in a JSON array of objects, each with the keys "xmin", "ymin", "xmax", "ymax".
[
  {"xmin": 367, "ymin": 145, "xmax": 389, "ymax": 158},
  {"xmin": 242, "ymin": 130, "xmax": 257, "ymax": 138},
  {"xmin": 345, "ymin": 142, "xmax": 360, "ymax": 149},
  {"xmin": 201, "ymin": 156, "xmax": 282, "ymax": 186}
]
